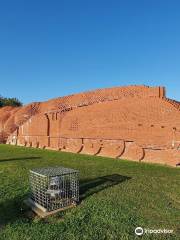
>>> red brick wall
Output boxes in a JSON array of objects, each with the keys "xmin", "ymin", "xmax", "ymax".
[{"xmin": 5, "ymin": 85, "xmax": 180, "ymax": 166}]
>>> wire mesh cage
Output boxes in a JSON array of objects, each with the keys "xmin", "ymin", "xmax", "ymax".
[{"xmin": 29, "ymin": 167, "xmax": 79, "ymax": 212}]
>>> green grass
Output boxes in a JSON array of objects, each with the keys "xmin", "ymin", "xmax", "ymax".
[{"xmin": 0, "ymin": 145, "xmax": 179, "ymax": 240}]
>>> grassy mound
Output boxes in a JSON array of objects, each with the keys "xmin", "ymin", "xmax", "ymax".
[{"xmin": 0, "ymin": 145, "xmax": 179, "ymax": 240}]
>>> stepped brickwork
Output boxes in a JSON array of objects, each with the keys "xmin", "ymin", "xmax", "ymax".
[{"xmin": 1, "ymin": 85, "xmax": 180, "ymax": 166}]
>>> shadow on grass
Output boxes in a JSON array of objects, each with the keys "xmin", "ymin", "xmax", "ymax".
[
  {"xmin": 0, "ymin": 194, "xmax": 30, "ymax": 227},
  {"xmin": 80, "ymin": 174, "xmax": 131, "ymax": 200},
  {"xmin": 0, "ymin": 174, "xmax": 131, "ymax": 226},
  {"xmin": 0, "ymin": 157, "xmax": 41, "ymax": 163}
]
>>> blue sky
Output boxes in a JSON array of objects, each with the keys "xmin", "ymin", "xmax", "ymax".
[{"xmin": 0, "ymin": 0, "xmax": 180, "ymax": 104}]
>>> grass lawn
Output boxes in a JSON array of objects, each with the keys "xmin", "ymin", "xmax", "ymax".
[{"xmin": 0, "ymin": 144, "xmax": 179, "ymax": 240}]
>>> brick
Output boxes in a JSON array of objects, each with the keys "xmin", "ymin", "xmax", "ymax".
[{"xmin": 3, "ymin": 85, "xmax": 180, "ymax": 167}]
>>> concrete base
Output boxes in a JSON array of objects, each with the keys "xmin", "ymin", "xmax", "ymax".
[{"xmin": 24, "ymin": 198, "xmax": 76, "ymax": 218}]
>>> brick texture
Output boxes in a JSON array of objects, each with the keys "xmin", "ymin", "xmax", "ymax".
[{"xmin": 3, "ymin": 85, "xmax": 180, "ymax": 167}]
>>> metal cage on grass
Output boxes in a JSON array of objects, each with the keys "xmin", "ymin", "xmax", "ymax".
[{"xmin": 29, "ymin": 167, "xmax": 79, "ymax": 213}]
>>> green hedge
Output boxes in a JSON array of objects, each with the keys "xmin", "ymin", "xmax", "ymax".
[{"xmin": 0, "ymin": 96, "xmax": 22, "ymax": 107}]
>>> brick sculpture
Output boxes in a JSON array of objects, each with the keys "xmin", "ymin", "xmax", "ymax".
[{"xmin": 1, "ymin": 85, "xmax": 180, "ymax": 167}]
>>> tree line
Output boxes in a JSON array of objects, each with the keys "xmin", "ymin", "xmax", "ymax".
[{"xmin": 0, "ymin": 96, "xmax": 22, "ymax": 107}]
